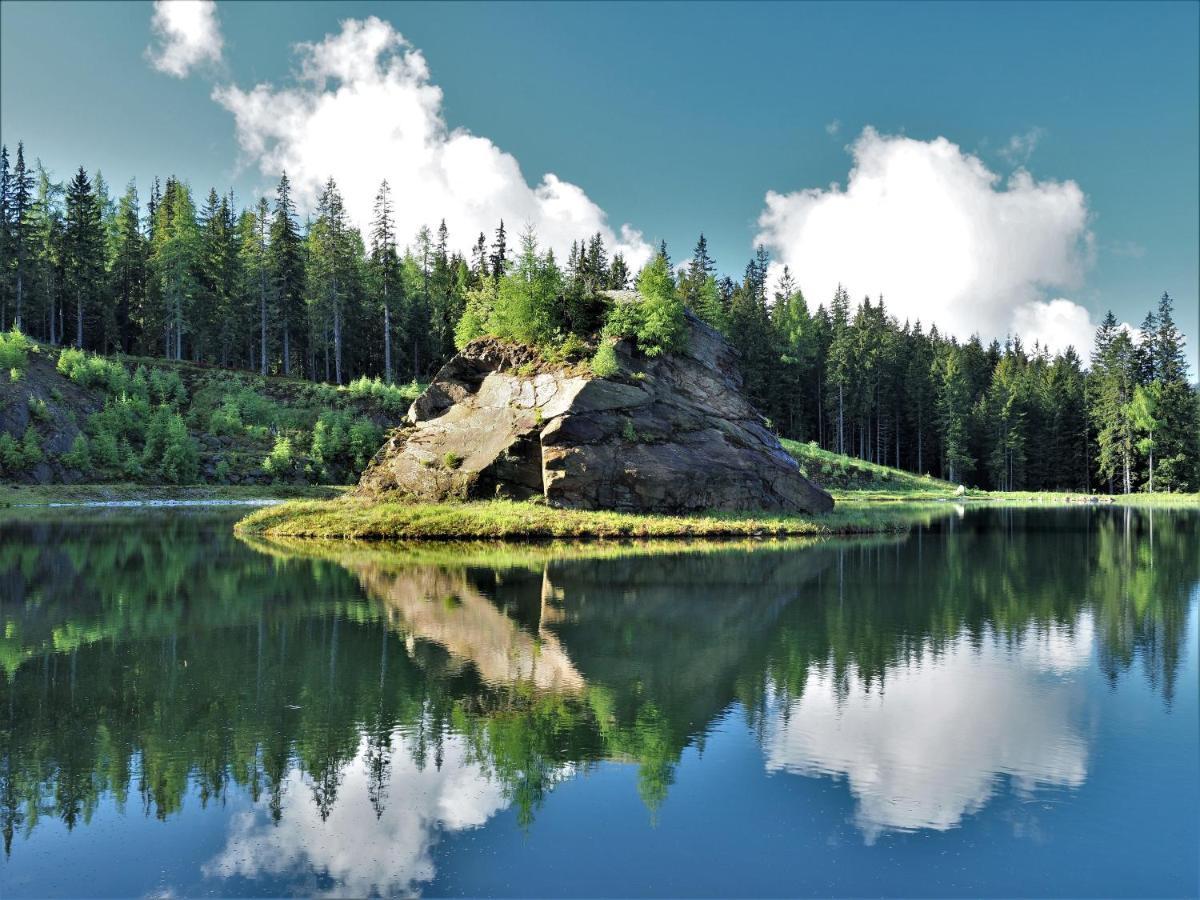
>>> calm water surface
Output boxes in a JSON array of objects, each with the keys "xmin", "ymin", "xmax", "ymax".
[{"xmin": 1, "ymin": 506, "xmax": 1197, "ymax": 898}]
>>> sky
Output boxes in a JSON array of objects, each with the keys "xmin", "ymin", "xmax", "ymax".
[{"xmin": 1, "ymin": 0, "xmax": 1197, "ymax": 372}]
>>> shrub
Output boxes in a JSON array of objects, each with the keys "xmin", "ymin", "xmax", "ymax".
[
  {"xmin": 61, "ymin": 434, "xmax": 92, "ymax": 473},
  {"xmin": 209, "ymin": 399, "xmax": 244, "ymax": 436},
  {"xmin": 263, "ymin": 435, "xmax": 296, "ymax": 479},
  {"xmin": 310, "ymin": 410, "xmax": 383, "ymax": 481},
  {"xmin": 27, "ymin": 395, "xmax": 50, "ymax": 422},
  {"xmin": 0, "ymin": 432, "xmax": 23, "ymax": 473},
  {"xmin": 603, "ymin": 254, "xmax": 686, "ymax": 357},
  {"xmin": 443, "ymin": 451, "xmax": 463, "ymax": 470},
  {"xmin": 159, "ymin": 414, "xmax": 199, "ymax": 483},
  {"xmin": 20, "ymin": 427, "xmax": 43, "ymax": 466},
  {"xmin": 92, "ymin": 426, "xmax": 121, "ymax": 470},
  {"xmin": 148, "ymin": 368, "xmax": 187, "ymax": 407},
  {"xmin": 214, "ymin": 459, "xmax": 231, "ymax": 482},
  {"xmin": 57, "ymin": 348, "xmax": 129, "ymax": 394},
  {"xmin": 142, "ymin": 406, "xmax": 198, "ymax": 482},
  {"xmin": 590, "ymin": 342, "xmax": 620, "ymax": 378},
  {"xmin": 346, "ymin": 376, "xmax": 417, "ymax": 416},
  {"xmin": 0, "ymin": 328, "xmax": 33, "ymax": 373}
]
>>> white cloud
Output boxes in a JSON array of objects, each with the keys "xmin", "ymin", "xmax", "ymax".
[
  {"xmin": 212, "ymin": 16, "xmax": 651, "ymax": 267},
  {"xmin": 764, "ymin": 623, "xmax": 1093, "ymax": 841},
  {"xmin": 204, "ymin": 734, "xmax": 510, "ymax": 896},
  {"xmin": 755, "ymin": 127, "xmax": 1099, "ymax": 352},
  {"xmin": 998, "ymin": 126, "xmax": 1046, "ymax": 166},
  {"xmin": 146, "ymin": 0, "xmax": 223, "ymax": 78},
  {"xmin": 825, "ymin": 119, "xmax": 841, "ymax": 136}
]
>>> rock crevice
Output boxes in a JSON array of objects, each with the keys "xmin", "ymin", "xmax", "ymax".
[{"xmin": 357, "ymin": 312, "xmax": 834, "ymax": 514}]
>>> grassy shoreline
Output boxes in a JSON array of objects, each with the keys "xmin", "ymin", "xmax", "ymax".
[{"xmin": 234, "ymin": 497, "xmax": 956, "ymax": 540}]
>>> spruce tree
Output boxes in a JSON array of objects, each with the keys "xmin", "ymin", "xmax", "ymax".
[
  {"xmin": 62, "ymin": 166, "xmax": 103, "ymax": 348},
  {"xmin": 269, "ymin": 172, "xmax": 305, "ymax": 376}
]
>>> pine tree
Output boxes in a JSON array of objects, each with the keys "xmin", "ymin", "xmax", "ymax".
[
  {"xmin": 1090, "ymin": 312, "xmax": 1138, "ymax": 493},
  {"xmin": 62, "ymin": 166, "xmax": 103, "ymax": 348},
  {"xmin": 110, "ymin": 181, "xmax": 145, "ymax": 353},
  {"xmin": 269, "ymin": 172, "xmax": 305, "ymax": 376},
  {"xmin": 937, "ymin": 350, "xmax": 975, "ymax": 484},
  {"xmin": 1146, "ymin": 293, "xmax": 1199, "ymax": 490},
  {"xmin": 489, "ymin": 220, "xmax": 507, "ymax": 282},
  {"xmin": 10, "ymin": 143, "xmax": 34, "ymax": 331},
  {"xmin": 370, "ymin": 180, "xmax": 401, "ymax": 383}
]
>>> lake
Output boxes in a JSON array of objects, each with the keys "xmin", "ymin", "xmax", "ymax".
[{"xmin": 1, "ymin": 505, "xmax": 1196, "ymax": 898}]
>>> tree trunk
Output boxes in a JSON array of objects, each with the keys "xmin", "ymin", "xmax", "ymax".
[
  {"xmin": 333, "ymin": 295, "xmax": 343, "ymax": 386},
  {"xmin": 259, "ymin": 270, "xmax": 268, "ymax": 376},
  {"xmin": 383, "ymin": 292, "xmax": 392, "ymax": 385},
  {"xmin": 283, "ymin": 324, "xmax": 291, "ymax": 377},
  {"xmin": 75, "ymin": 293, "xmax": 83, "ymax": 348}
]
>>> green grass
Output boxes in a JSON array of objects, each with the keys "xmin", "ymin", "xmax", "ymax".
[
  {"xmin": 235, "ymin": 497, "xmax": 953, "ymax": 541},
  {"xmin": 0, "ymin": 482, "xmax": 348, "ymax": 507},
  {"xmin": 780, "ymin": 438, "xmax": 961, "ymax": 498}
]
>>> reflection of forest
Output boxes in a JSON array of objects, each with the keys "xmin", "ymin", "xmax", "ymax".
[{"xmin": 0, "ymin": 506, "xmax": 1195, "ymax": 854}]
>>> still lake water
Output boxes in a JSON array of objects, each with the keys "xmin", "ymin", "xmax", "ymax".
[{"xmin": 1, "ymin": 505, "xmax": 1197, "ymax": 898}]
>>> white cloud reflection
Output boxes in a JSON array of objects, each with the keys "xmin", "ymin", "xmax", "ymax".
[
  {"xmin": 204, "ymin": 733, "xmax": 508, "ymax": 897},
  {"xmin": 764, "ymin": 623, "xmax": 1093, "ymax": 840}
]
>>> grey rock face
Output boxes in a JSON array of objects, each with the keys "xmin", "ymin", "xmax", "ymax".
[{"xmin": 357, "ymin": 312, "xmax": 834, "ymax": 514}]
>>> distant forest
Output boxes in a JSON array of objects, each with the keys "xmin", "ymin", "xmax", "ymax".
[{"xmin": 1, "ymin": 141, "xmax": 1197, "ymax": 493}]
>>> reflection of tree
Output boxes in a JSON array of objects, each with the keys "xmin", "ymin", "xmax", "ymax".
[{"xmin": 0, "ymin": 507, "xmax": 1194, "ymax": 856}]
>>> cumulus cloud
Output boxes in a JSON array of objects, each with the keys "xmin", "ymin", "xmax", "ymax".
[
  {"xmin": 764, "ymin": 624, "xmax": 1092, "ymax": 840},
  {"xmin": 147, "ymin": 0, "xmax": 223, "ymax": 78},
  {"xmin": 212, "ymin": 16, "xmax": 651, "ymax": 266},
  {"xmin": 755, "ymin": 127, "xmax": 1100, "ymax": 354},
  {"xmin": 204, "ymin": 734, "xmax": 510, "ymax": 896}
]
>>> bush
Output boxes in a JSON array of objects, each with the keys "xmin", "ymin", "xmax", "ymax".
[
  {"xmin": 149, "ymin": 368, "xmax": 187, "ymax": 407},
  {"xmin": 0, "ymin": 328, "xmax": 33, "ymax": 374},
  {"xmin": 20, "ymin": 427, "xmax": 43, "ymax": 466},
  {"xmin": 142, "ymin": 406, "xmax": 198, "ymax": 482},
  {"xmin": 159, "ymin": 414, "xmax": 199, "ymax": 483},
  {"xmin": 61, "ymin": 434, "xmax": 92, "ymax": 473},
  {"xmin": 590, "ymin": 341, "xmax": 620, "ymax": 378},
  {"xmin": 57, "ymin": 348, "xmax": 129, "ymax": 394},
  {"xmin": 443, "ymin": 450, "xmax": 463, "ymax": 469},
  {"xmin": 263, "ymin": 435, "xmax": 296, "ymax": 479},
  {"xmin": 0, "ymin": 432, "xmax": 23, "ymax": 473},
  {"xmin": 309, "ymin": 410, "xmax": 383, "ymax": 482},
  {"xmin": 27, "ymin": 395, "xmax": 50, "ymax": 422},
  {"xmin": 603, "ymin": 254, "xmax": 686, "ymax": 357},
  {"xmin": 346, "ymin": 375, "xmax": 418, "ymax": 416}
]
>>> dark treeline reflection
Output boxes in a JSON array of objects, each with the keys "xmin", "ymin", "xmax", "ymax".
[{"xmin": 1, "ymin": 507, "xmax": 1196, "ymax": 857}]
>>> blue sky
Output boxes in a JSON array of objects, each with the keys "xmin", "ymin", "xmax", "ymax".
[{"xmin": 1, "ymin": 1, "xmax": 1196, "ymax": 370}]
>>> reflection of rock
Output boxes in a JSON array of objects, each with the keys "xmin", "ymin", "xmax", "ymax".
[
  {"xmin": 764, "ymin": 628, "xmax": 1091, "ymax": 840},
  {"xmin": 357, "ymin": 311, "xmax": 834, "ymax": 514},
  {"xmin": 354, "ymin": 564, "xmax": 585, "ymax": 693},
  {"xmin": 204, "ymin": 735, "xmax": 508, "ymax": 897}
]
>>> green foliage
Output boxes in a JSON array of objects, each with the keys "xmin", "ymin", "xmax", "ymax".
[
  {"xmin": 61, "ymin": 433, "xmax": 93, "ymax": 473},
  {"xmin": 0, "ymin": 432, "xmax": 24, "ymax": 473},
  {"xmin": 603, "ymin": 253, "xmax": 686, "ymax": 357},
  {"xmin": 0, "ymin": 328, "xmax": 33, "ymax": 373},
  {"xmin": 142, "ymin": 406, "xmax": 198, "ymax": 483},
  {"xmin": 57, "ymin": 347, "xmax": 129, "ymax": 394},
  {"xmin": 20, "ymin": 426, "xmax": 43, "ymax": 467},
  {"xmin": 443, "ymin": 450, "xmax": 463, "ymax": 469},
  {"xmin": 263, "ymin": 435, "xmax": 296, "ymax": 479},
  {"xmin": 589, "ymin": 341, "xmax": 620, "ymax": 378},
  {"xmin": 27, "ymin": 394, "xmax": 50, "ymax": 421},
  {"xmin": 309, "ymin": 411, "xmax": 383, "ymax": 482},
  {"xmin": 345, "ymin": 375, "xmax": 417, "ymax": 415}
]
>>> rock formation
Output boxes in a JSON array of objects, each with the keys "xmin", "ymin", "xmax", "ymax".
[{"xmin": 357, "ymin": 310, "xmax": 834, "ymax": 514}]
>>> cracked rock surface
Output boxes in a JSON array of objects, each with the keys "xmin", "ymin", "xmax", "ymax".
[{"xmin": 357, "ymin": 312, "xmax": 835, "ymax": 514}]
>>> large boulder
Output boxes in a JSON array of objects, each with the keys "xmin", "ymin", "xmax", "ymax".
[{"xmin": 357, "ymin": 312, "xmax": 834, "ymax": 514}]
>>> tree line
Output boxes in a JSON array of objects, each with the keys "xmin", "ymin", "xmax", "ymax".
[{"xmin": 1, "ymin": 140, "xmax": 1196, "ymax": 492}]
